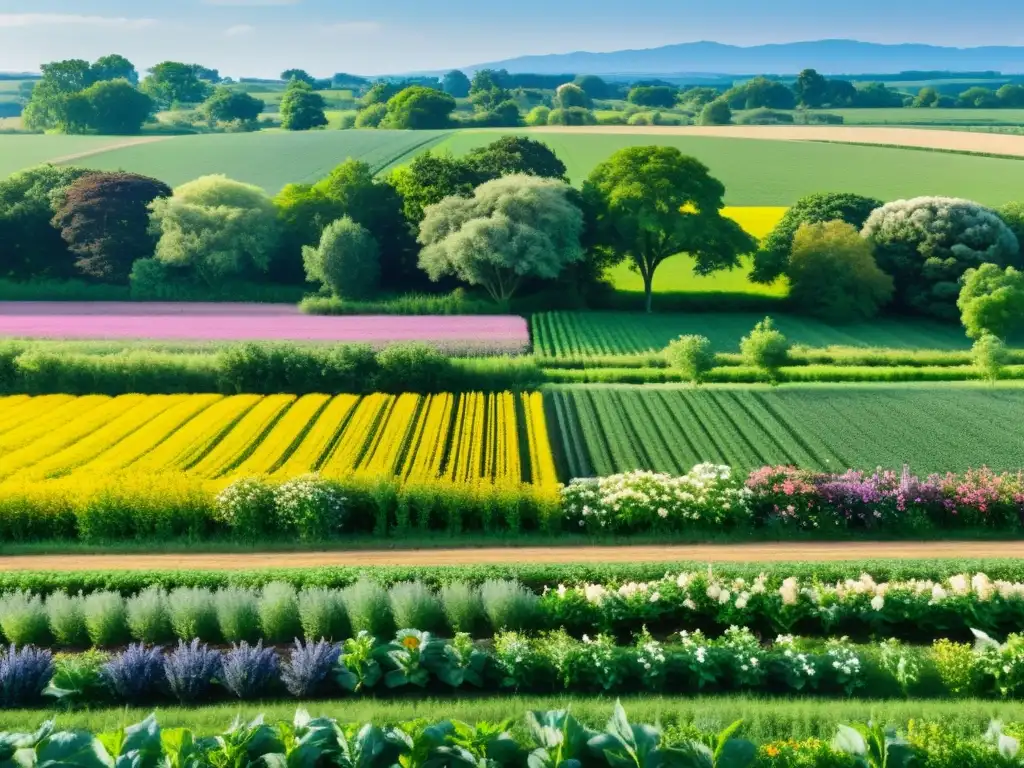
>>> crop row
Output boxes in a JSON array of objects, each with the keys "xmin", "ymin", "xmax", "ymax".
[
  {"xmin": 4, "ymin": 570, "xmax": 1024, "ymax": 647},
  {"xmin": 545, "ymin": 385, "xmax": 1024, "ymax": 475},
  {"xmin": 0, "ymin": 392, "xmax": 558, "ymax": 488}
]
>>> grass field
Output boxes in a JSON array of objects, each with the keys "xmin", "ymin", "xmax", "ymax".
[
  {"xmin": 0, "ymin": 392, "xmax": 557, "ymax": 488},
  {"xmin": 532, "ymin": 311, "xmax": 970, "ymax": 356},
  {"xmin": 816, "ymin": 107, "xmax": 1024, "ymax": 125},
  {"xmin": 0, "ymin": 135, "xmax": 167, "ymax": 178},
  {"xmin": 434, "ymin": 129, "xmax": 1024, "ymax": 206},
  {"xmin": 545, "ymin": 383, "xmax": 1024, "ymax": 476}
]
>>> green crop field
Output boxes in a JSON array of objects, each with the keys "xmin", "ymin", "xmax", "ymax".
[
  {"xmin": 434, "ymin": 129, "xmax": 1024, "ymax": 206},
  {"xmin": 816, "ymin": 107, "xmax": 1024, "ymax": 125},
  {"xmin": 605, "ymin": 255, "xmax": 787, "ymax": 297},
  {"xmin": 545, "ymin": 383, "xmax": 1024, "ymax": 477},
  {"xmin": 6, "ymin": 130, "xmax": 451, "ymax": 192},
  {"xmin": 532, "ymin": 311, "xmax": 970, "ymax": 357}
]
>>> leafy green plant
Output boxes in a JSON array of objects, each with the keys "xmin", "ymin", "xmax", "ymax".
[
  {"xmin": 342, "ymin": 579, "xmax": 394, "ymax": 638},
  {"xmin": 298, "ymin": 587, "xmax": 350, "ymax": 642},
  {"xmin": 587, "ymin": 700, "xmax": 688, "ymax": 768},
  {"xmin": 45, "ymin": 592, "xmax": 87, "ymax": 647},
  {"xmin": 664, "ymin": 335, "xmax": 715, "ymax": 385},
  {"xmin": 672, "ymin": 720, "xmax": 756, "ymax": 768},
  {"xmin": 878, "ymin": 639, "xmax": 921, "ymax": 698},
  {"xmin": 525, "ymin": 709, "xmax": 593, "ymax": 768},
  {"xmin": 832, "ymin": 723, "xmax": 914, "ymax": 768},
  {"xmin": 83, "ymin": 591, "xmax": 129, "ymax": 647},
  {"xmin": 480, "ymin": 580, "xmax": 539, "ymax": 632},
  {"xmin": 932, "ymin": 639, "xmax": 975, "ymax": 697},
  {"xmin": 435, "ymin": 632, "xmax": 488, "ymax": 689},
  {"xmin": 335, "ymin": 631, "xmax": 382, "ymax": 693},
  {"xmin": 382, "ymin": 629, "xmax": 443, "ymax": 689},
  {"xmin": 43, "ymin": 650, "xmax": 110, "ymax": 708}
]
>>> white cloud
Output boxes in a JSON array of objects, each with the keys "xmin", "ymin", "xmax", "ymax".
[
  {"xmin": 320, "ymin": 21, "xmax": 381, "ymax": 35},
  {"xmin": 0, "ymin": 14, "xmax": 156, "ymax": 29},
  {"xmin": 225, "ymin": 24, "xmax": 256, "ymax": 37}
]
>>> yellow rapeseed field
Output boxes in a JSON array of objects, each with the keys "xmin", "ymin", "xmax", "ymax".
[
  {"xmin": 722, "ymin": 206, "xmax": 788, "ymax": 240},
  {"xmin": 0, "ymin": 393, "xmax": 560, "ymax": 503}
]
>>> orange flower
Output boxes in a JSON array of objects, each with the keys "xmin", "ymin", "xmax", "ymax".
[
  {"xmin": 765, "ymin": 746, "xmax": 780, "ymax": 757},
  {"xmin": 402, "ymin": 635, "xmax": 421, "ymax": 650}
]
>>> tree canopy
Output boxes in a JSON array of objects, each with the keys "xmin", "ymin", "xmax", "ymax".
[
  {"xmin": 203, "ymin": 87, "xmax": 264, "ymax": 125},
  {"xmin": 861, "ymin": 196, "xmax": 1020, "ymax": 319},
  {"xmin": 627, "ymin": 85, "xmax": 678, "ymax": 108},
  {"xmin": 794, "ymin": 69, "xmax": 828, "ymax": 108},
  {"xmin": 463, "ymin": 136, "xmax": 567, "ymax": 181},
  {"xmin": 418, "ymin": 174, "xmax": 584, "ymax": 304},
  {"xmin": 387, "ymin": 152, "xmax": 484, "ymax": 224},
  {"xmin": 80, "ymin": 79, "xmax": 153, "ymax": 134},
  {"xmin": 441, "ymin": 70, "xmax": 471, "ymax": 98},
  {"xmin": 574, "ymin": 75, "xmax": 611, "ymax": 100},
  {"xmin": 52, "ymin": 171, "xmax": 171, "ymax": 283},
  {"xmin": 582, "ymin": 146, "xmax": 756, "ymax": 312},
  {"xmin": 957, "ymin": 264, "xmax": 1024, "ymax": 340},
  {"xmin": 280, "ymin": 80, "xmax": 328, "ymax": 130},
  {"xmin": 141, "ymin": 61, "xmax": 215, "ymax": 106},
  {"xmin": 281, "ymin": 69, "xmax": 316, "ymax": 86},
  {"xmin": 303, "ymin": 216, "xmax": 380, "ymax": 300},
  {"xmin": 383, "ymin": 86, "xmax": 456, "ymax": 129},
  {"xmin": 555, "ymin": 83, "xmax": 592, "ymax": 110}
]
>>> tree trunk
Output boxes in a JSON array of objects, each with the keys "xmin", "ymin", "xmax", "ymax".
[{"xmin": 643, "ymin": 272, "xmax": 654, "ymax": 313}]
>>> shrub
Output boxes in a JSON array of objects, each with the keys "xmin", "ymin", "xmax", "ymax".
[
  {"xmin": 341, "ymin": 578, "xmax": 394, "ymax": 638},
  {"xmin": 389, "ymin": 581, "xmax": 446, "ymax": 634},
  {"xmin": 101, "ymin": 644, "xmax": 164, "ymax": 704},
  {"xmin": 215, "ymin": 587, "xmax": 260, "ymax": 643},
  {"xmin": 787, "ymin": 221, "xmax": 894, "ymax": 322},
  {"xmin": 302, "ymin": 216, "xmax": 381, "ymax": 300},
  {"xmin": 479, "ymin": 579, "xmax": 539, "ymax": 632},
  {"xmin": 862, "ymin": 196, "xmax": 1020, "ymax": 319},
  {"xmin": 0, "ymin": 591, "xmax": 50, "ymax": 646},
  {"xmin": 298, "ymin": 587, "xmax": 350, "ymax": 641},
  {"xmin": 0, "ymin": 644, "xmax": 53, "ymax": 707},
  {"xmin": 164, "ymin": 639, "xmax": 221, "ymax": 703},
  {"xmin": 355, "ymin": 103, "xmax": 388, "ymax": 128},
  {"xmin": 280, "ymin": 638, "xmax": 340, "ymax": 698},
  {"xmin": 525, "ymin": 106, "xmax": 551, "ymax": 126},
  {"xmin": 46, "ymin": 592, "xmax": 87, "ymax": 647},
  {"xmin": 664, "ymin": 335, "xmax": 715, "ymax": 384},
  {"xmin": 258, "ymin": 582, "xmax": 302, "ymax": 643},
  {"xmin": 440, "ymin": 582, "xmax": 485, "ymax": 635},
  {"xmin": 47, "ymin": 649, "xmax": 109, "ymax": 706},
  {"xmin": 932, "ymin": 639, "xmax": 975, "ymax": 696},
  {"xmin": 957, "ymin": 264, "xmax": 1024, "ymax": 340},
  {"xmin": 972, "ymin": 334, "xmax": 1008, "ymax": 383},
  {"xmin": 214, "ymin": 476, "xmax": 278, "ymax": 539},
  {"xmin": 740, "ymin": 317, "xmax": 790, "ymax": 380},
  {"xmin": 167, "ymin": 587, "xmax": 219, "ymax": 642},
  {"xmin": 699, "ymin": 99, "xmax": 731, "ymax": 125},
  {"xmin": 736, "ymin": 108, "xmax": 794, "ymax": 125},
  {"xmin": 274, "ymin": 475, "xmax": 346, "ymax": 540},
  {"xmin": 376, "ymin": 342, "xmax": 452, "ymax": 393},
  {"xmin": 221, "ymin": 640, "xmax": 279, "ymax": 699},
  {"xmin": 546, "ymin": 107, "xmax": 596, "ymax": 126},
  {"xmin": 126, "ymin": 587, "xmax": 173, "ymax": 644},
  {"xmin": 83, "ymin": 591, "xmax": 129, "ymax": 647}
]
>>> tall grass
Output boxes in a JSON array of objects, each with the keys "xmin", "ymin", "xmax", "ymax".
[
  {"xmin": 340, "ymin": 579, "xmax": 394, "ymax": 639},
  {"xmin": 479, "ymin": 580, "xmax": 539, "ymax": 632},
  {"xmin": 389, "ymin": 582, "xmax": 445, "ymax": 634},
  {"xmin": 215, "ymin": 588, "xmax": 260, "ymax": 644}
]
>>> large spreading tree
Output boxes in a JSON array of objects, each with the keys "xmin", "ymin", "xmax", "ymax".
[
  {"xmin": 280, "ymin": 79, "xmax": 328, "ymax": 130},
  {"xmin": 52, "ymin": 172, "xmax": 171, "ymax": 283},
  {"xmin": 582, "ymin": 146, "xmax": 756, "ymax": 312}
]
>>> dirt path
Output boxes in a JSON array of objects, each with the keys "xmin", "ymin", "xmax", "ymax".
[
  {"xmin": 0, "ymin": 541, "xmax": 1018, "ymax": 571},
  {"xmin": 47, "ymin": 136, "xmax": 173, "ymax": 166},
  {"xmin": 530, "ymin": 125, "xmax": 1024, "ymax": 157}
]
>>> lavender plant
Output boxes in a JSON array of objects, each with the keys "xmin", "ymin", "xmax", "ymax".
[
  {"xmin": 164, "ymin": 639, "xmax": 221, "ymax": 704},
  {"xmin": 101, "ymin": 644, "xmax": 165, "ymax": 704},
  {"xmin": 0, "ymin": 644, "xmax": 53, "ymax": 707},
  {"xmin": 221, "ymin": 641, "xmax": 279, "ymax": 700},
  {"xmin": 280, "ymin": 638, "xmax": 340, "ymax": 698}
]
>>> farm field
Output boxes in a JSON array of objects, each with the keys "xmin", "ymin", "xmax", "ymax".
[
  {"xmin": 435, "ymin": 128, "xmax": 1024, "ymax": 205},
  {"xmin": 545, "ymin": 383, "xmax": 1024, "ymax": 476},
  {"xmin": 532, "ymin": 311, "xmax": 971, "ymax": 356},
  {"xmin": 0, "ymin": 301, "xmax": 529, "ymax": 351},
  {"xmin": 0, "ymin": 135, "xmax": 166, "ymax": 178},
  {"xmin": 0, "ymin": 392, "xmax": 557, "ymax": 488}
]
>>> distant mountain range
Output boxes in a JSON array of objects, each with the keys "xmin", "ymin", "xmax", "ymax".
[{"xmin": 463, "ymin": 39, "xmax": 1024, "ymax": 76}]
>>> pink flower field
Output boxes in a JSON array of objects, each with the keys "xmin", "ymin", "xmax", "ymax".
[{"xmin": 0, "ymin": 302, "xmax": 530, "ymax": 355}]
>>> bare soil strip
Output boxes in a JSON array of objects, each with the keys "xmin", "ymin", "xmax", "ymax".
[
  {"xmin": 0, "ymin": 542, "xmax": 1019, "ymax": 571},
  {"xmin": 530, "ymin": 125, "xmax": 1024, "ymax": 157},
  {"xmin": 47, "ymin": 136, "xmax": 173, "ymax": 166}
]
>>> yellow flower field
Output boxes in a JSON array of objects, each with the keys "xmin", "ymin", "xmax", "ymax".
[{"xmin": 0, "ymin": 392, "xmax": 559, "ymax": 494}]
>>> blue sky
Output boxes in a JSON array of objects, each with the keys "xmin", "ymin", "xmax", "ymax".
[{"xmin": 1, "ymin": 0, "xmax": 1023, "ymax": 78}]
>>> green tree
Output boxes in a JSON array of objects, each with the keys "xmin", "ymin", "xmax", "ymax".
[
  {"xmin": 442, "ymin": 70, "xmax": 471, "ymax": 98},
  {"xmin": 957, "ymin": 264, "xmax": 1024, "ymax": 340},
  {"xmin": 354, "ymin": 103, "xmax": 388, "ymax": 128},
  {"xmin": 141, "ymin": 62, "xmax": 213, "ymax": 106},
  {"xmin": 582, "ymin": 146, "xmax": 756, "ymax": 312},
  {"xmin": 51, "ymin": 171, "xmax": 171, "ymax": 283},
  {"xmin": 0, "ymin": 165, "xmax": 96, "ymax": 280},
  {"xmin": 679, "ymin": 87, "xmax": 720, "ymax": 109},
  {"xmin": 854, "ymin": 82, "xmax": 904, "ymax": 107},
  {"xmin": 957, "ymin": 87, "xmax": 999, "ymax": 108},
  {"xmin": 202, "ymin": 87, "xmax": 264, "ymax": 125},
  {"xmin": 913, "ymin": 87, "xmax": 940, "ymax": 107},
  {"xmin": 525, "ymin": 106, "xmax": 551, "ymax": 126},
  {"xmin": 546, "ymin": 107, "xmax": 596, "ymax": 125},
  {"xmin": 303, "ymin": 216, "xmax": 380, "ymax": 299},
  {"xmin": 469, "ymin": 69, "xmax": 510, "ymax": 110},
  {"xmin": 752, "ymin": 192, "xmax": 882, "ymax": 283},
  {"xmin": 281, "ymin": 69, "xmax": 316, "ymax": 86},
  {"xmin": 574, "ymin": 75, "xmax": 610, "ymax": 100},
  {"xmin": 280, "ymin": 79, "xmax": 328, "ymax": 130},
  {"xmin": 148, "ymin": 175, "xmax": 280, "ymax": 285},
  {"xmin": 699, "ymin": 99, "xmax": 732, "ymax": 125},
  {"xmin": 80, "ymin": 79, "xmax": 153, "ymax": 134},
  {"xmin": 664, "ymin": 334, "xmax": 715, "ymax": 385},
  {"xmin": 386, "ymin": 151, "xmax": 484, "ymax": 224},
  {"xmin": 21, "ymin": 59, "xmax": 93, "ymax": 131},
  {"xmin": 787, "ymin": 221, "xmax": 894, "ymax": 322},
  {"xmin": 740, "ymin": 317, "xmax": 790, "ymax": 381},
  {"xmin": 862, "ymin": 196, "xmax": 1020, "ymax": 319},
  {"xmin": 997, "ymin": 84, "xmax": 1024, "ymax": 107},
  {"xmin": 998, "ymin": 201, "xmax": 1024, "ymax": 261},
  {"xmin": 91, "ymin": 54, "xmax": 138, "ymax": 85},
  {"xmin": 464, "ymin": 136, "xmax": 567, "ymax": 181},
  {"xmin": 794, "ymin": 68, "xmax": 828, "ymax": 108},
  {"xmin": 383, "ymin": 86, "xmax": 455, "ymax": 129},
  {"xmin": 973, "ymin": 333, "xmax": 1008, "ymax": 383},
  {"xmin": 824, "ymin": 79, "xmax": 858, "ymax": 107},
  {"xmin": 474, "ymin": 100, "xmax": 521, "ymax": 127},
  {"xmin": 418, "ymin": 174, "xmax": 584, "ymax": 304},
  {"xmin": 555, "ymin": 83, "xmax": 592, "ymax": 109},
  {"xmin": 272, "ymin": 183, "xmax": 342, "ymax": 282},
  {"xmin": 627, "ymin": 85, "xmax": 678, "ymax": 108},
  {"xmin": 723, "ymin": 77, "xmax": 795, "ymax": 109},
  {"xmin": 362, "ymin": 81, "xmax": 401, "ymax": 106}
]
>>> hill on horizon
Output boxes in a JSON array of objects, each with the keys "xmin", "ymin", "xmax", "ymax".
[{"xmin": 462, "ymin": 39, "xmax": 1024, "ymax": 76}]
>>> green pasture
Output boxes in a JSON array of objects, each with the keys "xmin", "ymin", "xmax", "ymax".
[
  {"xmin": 606, "ymin": 255, "xmax": 786, "ymax": 297},
  {"xmin": 532, "ymin": 311, "xmax": 971, "ymax": 356},
  {"xmin": 434, "ymin": 130, "xmax": 1024, "ymax": 206},
  {"xmin": 546, "ymin": 382, "xmax": 1024, "ymax": 476},
  {"xmin": 0, "ymin": 135, "xmax": 165, "ymax": 178},
  {"xmin": 806, "ymin": 107, "xmax": 1024, "ymax": 126},
  {"xmin": 50, "ymin": 130, "xmax": 450, "ymax": 192}
]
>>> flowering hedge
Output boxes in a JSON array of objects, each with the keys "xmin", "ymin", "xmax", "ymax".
[{"xmin": 562, "ymin": 464, "xmax": 1024, "ymax": 533}]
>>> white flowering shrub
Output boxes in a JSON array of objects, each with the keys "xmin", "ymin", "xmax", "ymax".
[
  {"xmin": 824, "ymin": 637, "xmax": 863, "ymax": 695},
  {"xmin": 774, "ymin": 634, "xmax": 818, "ymax": 691},
  {"xmin": 634, "ymin": 626, "xmax": 666, "ymax": 689},
  {"xmin": 561, "ymin": 465, "xmax": 752, "ymax": 533},
  {"xmin": 214, "ymin": 477, "xmax": 277, "ymax": 537},
  {"xmin": 274, "ymin": 474, "xmax": 346, "ymax": 540},
  {"xmin": 493, "ymin": 630, "xmax": 538, "ymax": 690}
]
